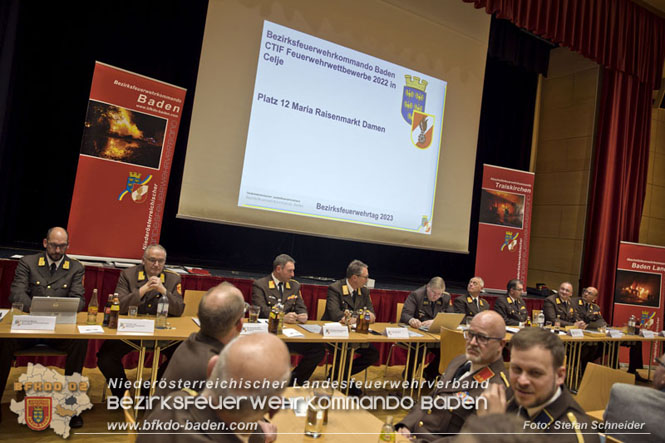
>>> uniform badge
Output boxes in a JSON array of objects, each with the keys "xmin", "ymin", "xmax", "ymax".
[
  {"xmin": 507, "ymin": 296, "xmax": 513, "ymax": 304},
  {"xmin": 342, "ymin": 285, "xmax": 349, "ymax": 296},
  {"xmin": 473, "ymin": 367, "xmax": 495, "ymax": 383},
  {"xmin": 578, "ymin": 300, "xmax": 584, "ymax": 306},
  {"xmin": 479, "ymin": 299, "xmax": 484, "ymax": 306},
  {"xmin": 268, "ymin": 281, "xmax": 275, "ymax": 289},
  {"xmin": 25, "ymin": 397, "xmax": 52, "ymax": 431},
  {"xmin": 63, "ymin": 260, "xmax": 70, "ymax": 270},
  {"xmin": 138, "ymin": 271, "xmax": 145, "ymax": 281},
  {"xmin": 176, "ymin": 283, "xmax": 182, "ymax": 295},
  {"xmin": 160, "ymin": 273, "xmax": 165, "ymax": 283},
  {"xmin": 467, "ymin": 296, "xmax": 473, "ymax": 303},
  {"xmin": 555, "ymin": 298, "xmax": 561, "ymax": 304},
  {"xmin": 286, "ymin": 281, "xmax": 291, "ymax": 289},
  {"xmin": 38, "ymin": 257, "xmax": 46, "ymax": 266}
]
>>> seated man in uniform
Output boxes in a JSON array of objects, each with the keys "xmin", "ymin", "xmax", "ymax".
[
  {"xmin": 576, "ymin": 286, "xmax": 646, "ymax": 381},
  {"xmin": 396, "ymin": 311, "xmax": 510, "ymax": 440},
  {"xmin": 400, "ymin": 276, "xmax": 452, "ymax": 381},
  {"xmin": 494, "ymin": 279, "xmax": 529, "ymax": 326},
  {"xmin": 97, "ymin": 244, "xmax": 184, "ymax": 399},
  {"xmin": 479, "ymin": 327, "xmax": 598, "ymax": 442},
  {"xmin": 154, "ymin": 282, "xmax": 245, "ymax": 398},
  {"xmin": 454, "ymin": 276, "xmax": 490, "ymax": 324},
  {"xmin": 252, "ymin": 254, "xmax": 325, "ymax": 386},
  {"xmin": 138, "ymin": 333, "xmax": 290, "ymax": 443},
  {"xmin": 1, "ymin": 227, "xmax": 87, "ymax": 427},
  {"xmin": 543, "ymin": 282, "xmax": 586, "ymax": 328},
  {"xmin": 322, "ymin": 259, "xmax": 379, "ymax": 396}
]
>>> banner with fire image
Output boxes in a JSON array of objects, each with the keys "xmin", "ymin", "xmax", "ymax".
[
  {"xmin": 474, "ymin": 164, "xmax": 534, "ymax": 292},
  {"xmin": 613, "ymin": 241, "xmax": 664, "ymax": 362},
  {"xmin": 67, "ymin": 62, "xmax": 186, "ymax": 258}
]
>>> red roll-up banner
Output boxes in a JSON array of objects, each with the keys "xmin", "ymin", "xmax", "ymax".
[
  {"xmin": 613, "ymin": 242, "xmax": 664, "ymax": 362},
  {"xmin": 67, "ymin": 62, "xmax": 186, "ymax": 258},
  {"xmin": 475, "ymin": 164, "xmax": 535, "ymax": 292}
]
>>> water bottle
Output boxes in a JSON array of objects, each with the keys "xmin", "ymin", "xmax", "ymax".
[
  {"xmin": 536, "ymin": 311, "xmax": 545, "ymax": 328},
  {"xmin": 156, "ymin": 295, "xmax": 169, "ymax": 329}
]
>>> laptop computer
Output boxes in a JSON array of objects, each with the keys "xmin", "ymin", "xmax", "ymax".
[
  {"xmin": 30, "ymin": 297, "xmax": 80, "ymax": 324},
  {"xmin": 420, "ymin": 312, "xmax": 465, "ymax": 333}
]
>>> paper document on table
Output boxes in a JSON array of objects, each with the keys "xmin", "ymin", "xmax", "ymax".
[
  {"xmin": 408, "ymin": 331, "xmax": 423, "ymax": 337},
  {"xmin": 0, "ymin": 309, "xmax": 8, "ymax": 321},
  {"xmin": 282, "ymin": 328, "xmax": 305, "ymax": 338},
  {"xmin": 300, "ymin": 324, "xmax": 322, "ymax": 334},
  {"xmin": 506, "ymin": 327, "xmax": 520, "ymax": 333}
]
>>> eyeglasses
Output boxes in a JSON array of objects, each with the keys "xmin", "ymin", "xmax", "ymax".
[
  {"xmin": 47, "ymin": 242, "xmax": 68, "ymax": 250},
  {"xmin": 463, "ymin": 330, "xmax": 503, "ymax": 345},
  {"xmin": 145, "ymin": 257, "xmax": 166, "ymax": 264}
]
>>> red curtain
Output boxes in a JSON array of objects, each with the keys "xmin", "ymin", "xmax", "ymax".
[{"xmin": 465, "ymin": 0, "xmax": 665, "ymax": 317}]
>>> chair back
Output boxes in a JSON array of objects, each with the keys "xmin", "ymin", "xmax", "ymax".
[
  {"xmin": 575, "ymin": 363, "xmax": 635, "ymax": 412},
  {"xmin": 439, "ymin": 327, "xmax": 467, "ymax": 374},
  {"xmin": 183, "ymin": 290, "xmax": 207, "ymax": 316},
  {"xmin": 317, "ymin": 298, "xmax": 327, "ymax": 320},
  {"xmin": 396, "ymin": 303, "xmax": 404, "ymax": 323}
]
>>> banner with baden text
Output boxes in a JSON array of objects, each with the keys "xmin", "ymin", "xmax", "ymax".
[
  {"xmin": 67, "ymin": 62, "xmax": 186, "ymax": 258},
  {"xmin": 474, "ymin": 164, "xmax": 534, "ymax": 292},
  {"xmin": 613, "ymin": 241, "xmax": 664, "ymax": 363}
]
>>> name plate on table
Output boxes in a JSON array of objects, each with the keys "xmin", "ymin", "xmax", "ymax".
[
  {"xmin": 640, "ymin": 329, "xmax": 656, "ymax": 338},
  {"xmin": 607, "ymin": 329, "xmax": 624, "ymax": 338},
  {"xmin": 384, "ymin": 327, "xmax": 409, "ymax": 339},
  {"xmin": 0, "ymin": 309, "xmax": 8, "ymax": 321},
  {"xmin": 77, "ymin": 325, "xmax": 104, "ymax": 334},
  {"xmin": 11, "ymin": 315, "xmax": 56, "ymax": 332},
  {"xmin": 568, "ymin": 329, "xmax": 584, "ymax": 338},
  {"xmin": 323, "ymin": 323, "xmax": 349, "ymax": 338},
  {"xmin": 241, "ymin": 323, "xmax": 268, "ymax": 335},
  {"xmin": 117, "ymin": 318, "xmax": 155, "ymax": 334}
]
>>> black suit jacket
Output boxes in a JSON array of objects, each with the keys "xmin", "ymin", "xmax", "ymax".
[
  {"xmin": 322, "ymin": 279, "xmax": 374, "ymax": 321},
  {"xmin": 9, "ymin": 252, "xmax": 85, "ymax": 312}
]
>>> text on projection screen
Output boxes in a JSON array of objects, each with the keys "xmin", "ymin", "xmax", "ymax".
[{"xmin": 238, "ymin": 20, "xmax": 447, "ymax": 235}]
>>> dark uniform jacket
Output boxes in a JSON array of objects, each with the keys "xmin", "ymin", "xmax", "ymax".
[
  {"xmin": 453, "ymin": 294, "xmax": 489, "ymax": 323},
  {"xmin": 251, "ymin": 275, "xmax": 307, "ymax": 318},
  {"xmin": 397, "ymin": 354, "xmax": 511, "ymax": 440},
  {"xmin": 154, "ymin": 331, "xmax": 224, "ymax": 398},
  {"xmin": 400, "ymin": 285, "xmax": 453, "ymax": 324},
  {"xmin": 575, "ymin": 298, "xmax": 607, "ymax": 329},
  {"xmin": 543, "ymin": 295, "xmax": 578, "ymax": 326},
  {"xmin": 493, "ymin": 294, "xmax": 528, "ymax": 326},
  {"xmin": 137, "ymin": 390, "xmax": 265, "ymax": 443},
  {"xmin": 115, "ymin": 265, "xmax": 183, "ymax": 316},
  {"xmin": 322, "ymin": 279, "xmax": 374, "ymax": 321},
  {"xmin": 506, "ymin": 386, "xmax": 600, "ymax": 442},
  {"xmin": 9, "ymin": 252, "xmax": 85, "ymax": 312}
]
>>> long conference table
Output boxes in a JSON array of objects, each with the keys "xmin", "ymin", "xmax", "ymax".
[{"xmin": 1, "ymin": 312, "xmax": 663, "ymax": 416}]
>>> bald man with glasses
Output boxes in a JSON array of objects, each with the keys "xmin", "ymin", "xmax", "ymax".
[{"xmin": 396, "ymin": 311, "xmax": 511, "ymax": 440}]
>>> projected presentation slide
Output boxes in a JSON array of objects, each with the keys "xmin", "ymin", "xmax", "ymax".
[{"xmin": 238, "ymin": 20, "xmax": 447, "ymax": 234}]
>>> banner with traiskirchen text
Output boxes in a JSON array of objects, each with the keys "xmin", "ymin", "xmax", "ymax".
[
  {"xmin": 613, "ymin": 241, "xmax": 664, "ymax": 365},
  {"xmin": 474, "ymin": 164, "xmax": 534, "ymax": 292},
  {"xmin": 67, "ymin": 62, "xmax": 186, "ymax": 258}
]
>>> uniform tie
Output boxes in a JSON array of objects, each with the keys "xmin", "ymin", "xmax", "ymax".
[
  {"xmin": 453, "ymin": 361, "xmax": 472, "ymax": 380},
  {"xmin": 278, "ymin": 282, "xmax": 284, "ymax": 297},
  {"xmin": 50, "ymin": 263, "xmax": 57, "ymax": 275}
]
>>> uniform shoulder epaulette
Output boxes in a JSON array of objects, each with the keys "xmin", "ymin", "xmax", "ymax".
[
  {"xmin": 500, "ymin": 371, "xmax": 510, "ymax": 387},
  {"xmin": 182, "ymin": 388, "xmax": 198, "ymax": 397},
  {"xmin": 566, "ymin": 411, "xmax": 585, "ymax": 443},
  {"xmin": 164, "ymin": 268, "xmax": 177, "ymax": 274}
]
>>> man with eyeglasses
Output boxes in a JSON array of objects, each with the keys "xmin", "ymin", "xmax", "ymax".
[
  {"xmin": 1, "ymin": 227, "xmax": 87, "ymax": 426},
  {"xmin": 494, "ymin": 279, "xmax": 529, "ymax": 326},
  {"xmin": 97, "ymin": 244, "xmax": 184, "ymax": 399},
  {"xmin": 454, "ymin": 276, "xmax": 490, "ymax": 323},
  {"xmin": 322, "ymin": 259, "xmax": 379, "ymax": 396},
  {"xmin": 603, "ymin": 352, "xmax": 665, "ymax": 442},
  {"xmin": 400, "ymin": 276, "xmax": 453, "ymax": 381},
  {"xmin": 396, "ymin": 311, "xmax": 510, "ymax": 439},
  {"xmin": 478, "ymin": 328, "xmax": 596, "ymax": 442}
]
